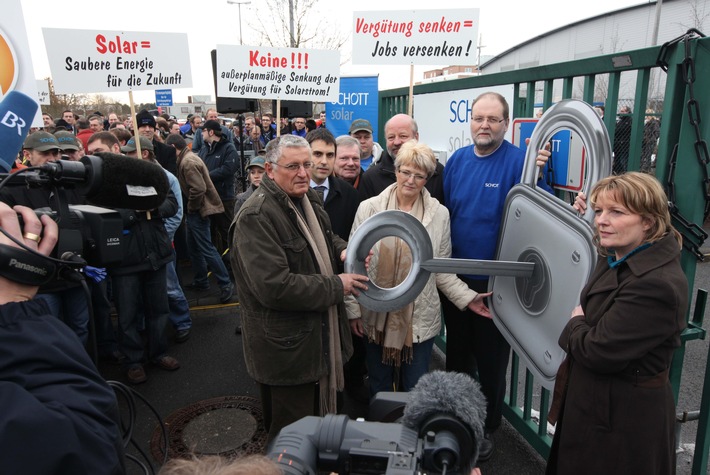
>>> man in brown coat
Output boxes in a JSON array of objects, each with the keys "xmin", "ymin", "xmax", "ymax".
[{"xmin": 165, "ymin": 135, "xmax": 233, "ymax": 303}]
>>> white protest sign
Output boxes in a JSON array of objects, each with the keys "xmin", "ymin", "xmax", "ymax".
[
  {"xmin": 42, "ymin": 28, "xmax": 193, "ymax": 94},
  {"xmin": 353, "ymin": 9, "xmax": 479, "ymax": 66},
  {"xmin": 414, "ymin": 85, "xmax": 514, "ymax": 162},
  {"xmin": 36, "ymin": 79, "xmax": 50, "ymax": 105},
  {"xmin": 216, "ymin": 45, "xmax": 340, "ymax": 101}
]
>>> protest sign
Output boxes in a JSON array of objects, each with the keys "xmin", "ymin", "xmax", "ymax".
[
  {"xmin": 352, "ymin": 9, "xmax": 479, "ymax": 65},
  {"xmin": 216, "ymin": 45, "xmax": 340, "ymax": 102},
  {"xmin": 326, "ymin": 76, "xmax": 378, "ymax": 141},
  {"xmin": 36, "ymin": 79, "xmax": 50, "ymax": 105},
  {"xmin": 42, "ymin": 28, "xmax": 192, "ymax": 94}
]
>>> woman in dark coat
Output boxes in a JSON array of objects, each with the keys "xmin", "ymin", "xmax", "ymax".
[{"xmin": 546, "ymin": 172, "xmax": 688, "ymax": 475}]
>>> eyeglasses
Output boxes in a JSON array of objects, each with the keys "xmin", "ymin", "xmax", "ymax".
[
  {"xmin": 397, "ymin": 168, "xmax": 427, "ymax": 182},
  {"xmin": 471, "ymin": 116, "xmax": 506, "ymax": 125},
  {"xmin": 273, "ymin": 161, "xmax": 314, "ymax": 172}
]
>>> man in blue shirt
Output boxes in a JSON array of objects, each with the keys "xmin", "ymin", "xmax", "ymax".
[{"xmin": 443, "ymin": 92, "xmax": 550, "ymax": 462}]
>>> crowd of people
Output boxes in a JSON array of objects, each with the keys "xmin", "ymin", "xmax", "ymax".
[{"xmin": 2, "ymin": 92, "xmax": 688, "ymax": 474}]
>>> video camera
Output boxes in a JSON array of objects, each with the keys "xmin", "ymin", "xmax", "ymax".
[{"xmin": 266, "ymin": 371, "xmax": 486, "ymax": 475}]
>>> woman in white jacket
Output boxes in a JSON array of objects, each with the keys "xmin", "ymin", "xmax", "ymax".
[{"xmin": 347, "ymin": 141, "xmax": 490, "ymax": 397}]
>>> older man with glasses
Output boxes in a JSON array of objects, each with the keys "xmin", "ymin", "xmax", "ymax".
[
  {"xmin": 290, "ymin": 117, "xmax": 307, "ymax": 137},
  {"xmin": 231, "ymin": 135, "xmax": 368, "ymax": 442}
]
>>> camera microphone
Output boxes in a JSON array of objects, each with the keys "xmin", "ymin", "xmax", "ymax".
[
  {"xmin": 0, "ymin": 91, "xmax": 39, "ymax": 172},
  {"xmin": 79, "ymin": 153, "xmax": 170, "ymax": 211},
  {"xmin": 402, "ymin": 371, "xmax": 487, "ymax": 473},
  {"xmin": 34, "ymin": 153, "xmax": 169, "ymax": 211}
]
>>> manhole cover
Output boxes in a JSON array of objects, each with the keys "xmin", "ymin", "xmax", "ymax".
[{"xmin": 150, "ymin": 395, "xmax": 266, "ymax": 462}]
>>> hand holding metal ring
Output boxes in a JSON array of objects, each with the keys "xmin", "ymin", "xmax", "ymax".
[{"xmin": 345, "ymin": 210, "xmax": 534, "ymax": 312}]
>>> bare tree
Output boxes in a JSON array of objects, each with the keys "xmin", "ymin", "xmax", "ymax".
[
  {"xmin": 678, "ymin": 0, "xmax": 710, "ymax": 30},
  {"xmin": 248, "ymin": 0, "xmax": 347, "ymax": 52}
]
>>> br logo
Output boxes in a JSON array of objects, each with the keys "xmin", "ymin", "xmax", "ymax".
[{"xmin": 0, "ymin": 27, "xmax": 19, "ymax": 96}]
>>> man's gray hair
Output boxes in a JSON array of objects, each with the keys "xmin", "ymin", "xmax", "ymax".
[
  {"xmin": 336, "ymin": 135, "xmax": 360, "ymax": 150},
  {"xmin": 265, "ymin": 134, "xmax": 310, "ymax": 164}
]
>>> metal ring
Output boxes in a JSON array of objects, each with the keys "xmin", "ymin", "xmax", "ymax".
[
  {"xmin": 522, "ymin": 99, "xmax": 612, "ymax": 224},
  {"xmin": 345, "ymin": 210, "xmax": 433, "ymax": 312},
  {"xmin": 23, "ymin": 232, "xmax": 41, "ymax": 243}
]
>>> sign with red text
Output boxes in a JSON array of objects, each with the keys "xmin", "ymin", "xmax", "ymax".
[
  {"xmin": 216, "ymin": 45, "xmax": 340, "ymax": 101},
  {"xmin": 353, "ymin": 9, "xmax": 479, "ymax": 65},
  {"xmin": 42, "ymin": 28, "xmax": 192, "ymax": 94}
]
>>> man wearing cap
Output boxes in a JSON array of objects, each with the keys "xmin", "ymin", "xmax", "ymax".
[
  {"xmin": 1, "ymin": 131, "xmax": 90, "ymax": 346},
  {"xmin": 20, "ymin": 131, "xmax": 62, "ymax": 166},
  {"xmin": 191, "ymin": 109, "xmax": 233, "ymax": 154},
  {"xmin": 349, "ymin": 119, "xmax": 382, "ymax": 172},
  {"xmin": 135, "ymin": 109, "xmax": 177, "ymax": 175},
  {"xmin": 234, "ymin": 155, "xmax": 266, "ymax": 215},
  {"xmin": 123, "ymin": 136, "xmax": 195, "ymax": 342},
  {"xmin": 198, "ymin": 119, "xmax": 238, "ymax": 256},
  {"xmin": 102, "ymin": 137, "xmax": 181, "ymax": 384},
  {"xmin": 334, "ymin": 135, "xmax": 364, "ymax": 189},
  {"xmin": 54, "ymin": 131, "xmax": 83, "ymax": 161},
  {"xmin": 166, "ymin": 134, "xmax": 234, "ymax": 304},
  {"xmin": 305, "ymin": 128, "xmax": 360, "ymax": 241}
]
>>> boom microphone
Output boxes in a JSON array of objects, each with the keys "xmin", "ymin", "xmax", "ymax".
[
  {"xmin": 402, "ymin": 371, "xmax": 487, "ymax": 473},
  {"xmin": 36, "ymin": 154, "xmax": 170, "ymax": 211},
  {"xmin": 80, "ymin": 153, "xmax": 169, "ymax": 210},
  {"xmin": 0, "ymin": 91, "xmax": 39, "ymax": 172}
]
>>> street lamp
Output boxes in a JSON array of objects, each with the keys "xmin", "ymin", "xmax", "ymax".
[{"xmin": 226, "ymin": 0, "xmax": 252, "ymax": 45}]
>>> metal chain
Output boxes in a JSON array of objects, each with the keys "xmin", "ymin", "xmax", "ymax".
[{"xmin": 657, "ymin": 29, "xmax": 709, "ymax": 260}]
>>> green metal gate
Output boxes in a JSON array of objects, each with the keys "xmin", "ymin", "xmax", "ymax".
[{"xmin": 378, "ymin": 34, "xmax": 710, "ymax": 472}]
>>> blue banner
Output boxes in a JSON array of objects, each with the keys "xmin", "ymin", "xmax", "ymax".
[{"xmin": 326, "ymin": 76, "xmax": 378, "ymax": 142}]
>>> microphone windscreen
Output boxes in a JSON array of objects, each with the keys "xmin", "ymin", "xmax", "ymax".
[
  {"xmin": 82, "ymin": 153, "xmax": 169, "ymax": 211},
  {"xmin": 0, "ymin": 91, "xmax": 39, "ymax": 172},
  {"xmin": 402, "ymin": 371, "xmax": 486, "ymax": 454}
]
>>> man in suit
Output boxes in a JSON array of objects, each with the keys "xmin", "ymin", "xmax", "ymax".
[{"xmin": 305, "ymin": 128, "xmax": 360, "ymax": 241}]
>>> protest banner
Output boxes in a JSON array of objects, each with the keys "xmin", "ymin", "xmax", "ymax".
[
  {"xmin": 413, "ymin": 85, "xmax": 514, "ymax": 164},
  {"xmin": 215, "ymin": 45, "xmax": 340, "ymax": 102},
  {"xmin": 36, "ymin": 79, "xmax": 50, "ymax": 105},
  {"xmin": 326, "ymin": 76, "xmax": 378, "ymax": 141},
  {"xmin": 2, "ymin": 1, "xmax": 40, "ymax": 124},
  {"xmin": 42, "ymin": 28, "xmax": 193, "ymax": 94},
  {"xmin": 352, "ymin": 9, "xmax": 479, "ymax": 66}
]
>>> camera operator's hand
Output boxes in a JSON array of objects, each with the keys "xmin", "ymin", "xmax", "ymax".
[{"xmin": 0, "ymin": 203, "xmax": 58, "ymax": 304}]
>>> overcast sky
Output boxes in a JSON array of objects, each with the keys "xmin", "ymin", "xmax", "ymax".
[{"xmin": 21, "ymin": 0, "xmax": 649, "ymax": 104}]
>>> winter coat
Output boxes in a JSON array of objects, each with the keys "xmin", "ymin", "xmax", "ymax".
[
  {"xmin": 546, "ymin": 232, "xmax": 688, "ymax": 475},
  {"xmin": 176, "ymin": 148, "xmax": 224, "ymax": 218},
  {"xmin": 199, "ymin": 136, "xmax": 238, "ymax": 202},
  {"xmin": 320, "ymin": 176, "xmax": 360, "ymax": 242},
  {"xmin": 231, "ymin": 174, "xmax": 352, "ymax": 386},
  {"xmin": 109, "ymin": 185, "xmax": 178, "ymax": 276},
  {"xmin": 345, "ymin": 183, "xmax": 477, "ymax": 343}
]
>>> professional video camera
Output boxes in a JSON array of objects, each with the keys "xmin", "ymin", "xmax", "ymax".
[
  {"xmin": 0, "ymin": 91, "xmax": 170, "ymax": 284},
  {"xmin": 267, "ymin": 371, "xmax": 486, "ymax": 475}
]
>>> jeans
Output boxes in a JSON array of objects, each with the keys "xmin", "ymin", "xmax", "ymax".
[
  {"xmin": 112, "ymin": 267, "xmax": 170, "ymax": 366},
  {"xmin": 166, "ymin": 255, "xmax": 191, "ymax": 331},
  {"xmin": 186, "ymin": 212, "xmax": 231, "ymax": 288},
  {"xmin": 365, "ymin": 337, "xmax": 435, "ymax": 397},
  {"xmin": 35, "ymin": 286, "xmax": 90, "ymax": 346}
]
